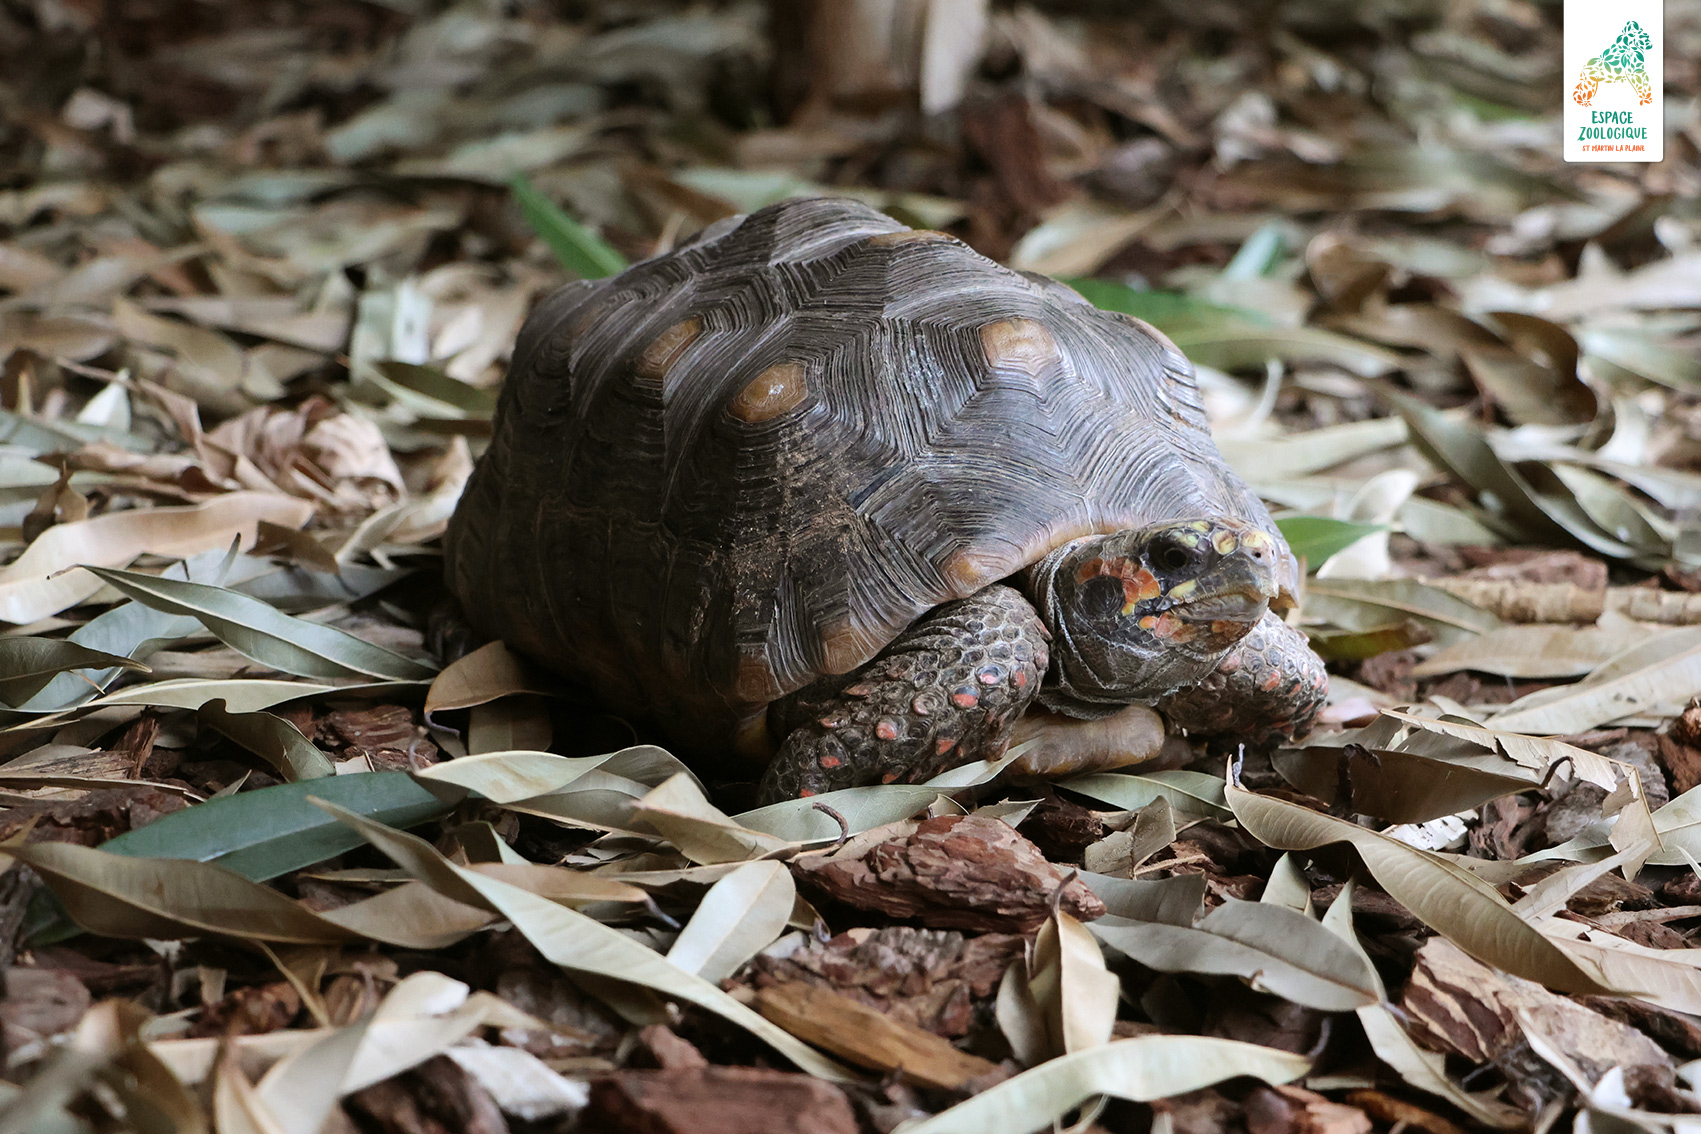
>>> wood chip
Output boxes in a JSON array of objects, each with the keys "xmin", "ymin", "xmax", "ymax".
[
  {"xmin": 1422, "ymin": 578, "xmax": 1701, "ymax": 624},
  {"xmin": 751, "ymin": 980, "xmax": 1000, "ymax": 1091},
  {"xmin": 741, "ymin": 925, "xmax": 1022, "ymax": 1036},
  {"xmin": 584, "ymin": 1067, "xmax": 859, "ymax": 1134},
  {"xmin": 1341, "ymin": 1089, "xmax": 1466, "ymax": 1134},
  {"xmin": 793, "ymin": 814, "xmax": 1105, "ymax": 932},
  {"xmin": 343, "ymin": 1053, "xmax": 507, "ymax": 1134},
  {"xmin": 1402, "ymin": 938, "xmax": 1676, "ymax": 1104},
  {"xmin": 1244, "ymin": 1084, "xmax": 1371, "ymax": 1134}
]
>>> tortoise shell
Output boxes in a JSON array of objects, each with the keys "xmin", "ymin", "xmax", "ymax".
[{"xmin": 444, "ymin": 198, "xmax": 1294, "ymax": 753}]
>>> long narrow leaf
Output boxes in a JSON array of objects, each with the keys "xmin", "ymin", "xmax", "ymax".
[
  {"xmin": 510, "ymin": 176, "xmax": 627, "ymax": 279},
  {"xmin": 82, "ymin": 566, "xmax": 437, "ymax": 681}
]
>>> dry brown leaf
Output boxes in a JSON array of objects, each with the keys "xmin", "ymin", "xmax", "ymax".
[{"xmin": 0, "ymin": 491, "xmax": 315, "ymax": 623}]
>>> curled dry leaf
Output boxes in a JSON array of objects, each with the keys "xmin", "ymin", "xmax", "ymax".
[
  {"xmin": 1226, "ymin": 781, "xmax": 1613, "ymax": 995},
  {"xmin": 666, "ymin": 860, "xmax": 795, "ymax": 984},
  {"xmin": 1092, "ymin": 899, "xmax": 1381, "ymax": 1012},
  {"xmin": 312, "ymin": 797, "xmax": 854, "ymax": 1080},
  {"xmin": 1489, "ymin": 635, "xmax": 1701, "ymax": 735},
  {"xmin": 197, "ymin": 698, "xmax": 333, "ymax": 781},
  {"xmin": 1272, "ymin": 744, "xmax": 1537, "ymax": 825},
  {"xmin": 0, "ymin": 637, "xmax": 147, "ymax": 707},
  {"xmin": 423, "ymin": 640, "xmax": 548, "ymax": 715},
  {"xmin": 1, "ymin": 837, "xmax": 493, "ymax": 948},
  {"xmin": 630, "ymin": 773, "xmax": 795, "ymax": 864},
  {"xmin": 1027, "ymin": 909, "xmax": 1119, "ymax": 1057},
  {"xmin": 896, "ymin": 1035, "xmax": 1311, "ymax": 1134},
  {"xmin": 0, "ymin": 492, "xmax": 315, "ymax": 623},
  {"xmin": 82, "ymin": 565, "xmax": 437, "ymax": 682},
  {"xmin": 1412, "ymin": 620, "xmax": 1653, "ymax": 679}
]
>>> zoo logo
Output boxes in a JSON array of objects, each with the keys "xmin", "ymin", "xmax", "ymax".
[{"xmin": 1571, "ymin": 20, "xmax": 1654, "ymax": 107}]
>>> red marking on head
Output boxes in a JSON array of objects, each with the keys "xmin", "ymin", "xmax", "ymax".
[
  {"xmin": 935, "ymin": 736, "xmax": 957, "ymax": 755},
  {"xmin": 845, "ymin": 683, "xmax": 873, "ymax": 698},
  {"xmin": 1076, "ymin": 556, "xmax": 1164, "ymax": 612},
  {"xmin": 818, "ymin": 753, "xmax": 842, "ymax": 769},
  {"xmin": 911, "ymin": 695, "xmax": 933, "ymax": 715},
  {"xmin": 1261, "ymin": 672, "xmax": 1283, "ymax": 692},
  {"xmin": 799, "ymin": 789, "xmax": 816, "ymax": 797},
  {"xmin": 819, "ymin": 715, "xmax": 842, "ymax": 730},
  {"xmin": 1152, "ymin": 612, "xmax": 1196, "ymax": 643},
  {"xmin": 876, "ymin": 718, "xmax": 900, "ymax": 741},
  {"xmin": 1218, "ymin": 655, "xmax": 1241, "ymax": 674},
  {"xmin": 977, "ymin": 669, "xmax": 1000, "ymax": 685},
  {"xmin": 951, "ymin": 689, "xmax": 978, "ymax": 709},
  {"xmin": 882, "ymin": 772, "xmax": 900, "ymax": 783},
  {"xmin": 1014, "ymin": 670, "xmax": 1029, "ymax": 689}
]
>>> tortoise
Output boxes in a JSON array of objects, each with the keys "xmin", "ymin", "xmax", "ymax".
[{"xmin": 444, "ymin": 197, "xmax": 1327, "ymax": 803}]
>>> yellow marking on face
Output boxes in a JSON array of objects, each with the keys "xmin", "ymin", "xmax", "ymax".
[
  {"xmin": 1211, "ymin": 529, "xmax": 1241, "ymax": 555},
  {"xmin": 1138, "ymin": 615, "xmax": 1157, "ymax": 630},
  {"xmin": 1167, "ymin": 579, "xmax": 1198, "ymax": 600},
  {"xmin": 1241, "ymin": 529, "xmax": 1271, "ymax": 550},
  {"xmin": 1189, "ymin": 520, "xmax": 1212, "ymax": 532}
]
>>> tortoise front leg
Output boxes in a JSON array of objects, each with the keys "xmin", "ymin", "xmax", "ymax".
[
  {"xmin": 1154, "ymin": 611, "xmax": 1327, "ymax": 741},
  {"xmin": 758, "ymin": 585, "xmax": 1050, "ymax": 803}
]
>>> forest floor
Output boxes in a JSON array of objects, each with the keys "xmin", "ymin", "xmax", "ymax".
[{"xmin": 2, "ymin": 0, "xmax": 1701, "ymax": 1131}]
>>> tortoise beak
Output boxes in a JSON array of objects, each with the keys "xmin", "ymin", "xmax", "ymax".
[{"xmin": 1173, "ymin": 550, "xmax": 1278, "ymax": 624}]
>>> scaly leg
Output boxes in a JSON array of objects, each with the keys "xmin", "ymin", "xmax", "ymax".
[
  {"xmin": 1155, "ymin": 611, "xmax": 1327, "ymax": 741},
  {"xmin": 758, "ymin": 585, "xmax": 1049, "ymax": 803}
]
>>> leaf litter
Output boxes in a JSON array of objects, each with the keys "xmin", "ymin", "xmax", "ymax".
[{"xmin": 1, "ymin": 0, "xmax": 1701, "ymax": 1131}]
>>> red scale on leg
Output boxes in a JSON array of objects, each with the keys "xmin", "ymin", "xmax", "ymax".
[{"xmin": 757, "ymin": 584, "xmax": 1049, "ymax": 803}]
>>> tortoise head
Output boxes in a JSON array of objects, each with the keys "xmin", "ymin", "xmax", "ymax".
[{"xmin": 1028, "ymin": 518, "xmax": 1282, "ymax": 717}]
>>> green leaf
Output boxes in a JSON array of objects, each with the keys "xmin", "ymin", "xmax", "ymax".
[
  {"xmin": 0, "ymin": 637, "xmax": 148, "ymax": 707},
  {"xmin": 1221, "ymin": 222, "xmax": 1286, "ymax": 280},
  {"xmin": 1275, "ymin": 515, "xmax": 1388, "ymax": 568},
  {"xmin": 1066, "ymin": 278, "xmax": 1401, "ymax": 376},
  {"xmin": 81, "ymin": 565, "xmax": 438, "ymax": 681},
  {"xmin": 370, "ymin": 361, "xmax": 499, "ymax": 418},
  {"xmin": 101, "ymin": 772, "xmax": 454, "ymax": 880},
  {"xmin": 510, "ymin": 175, "xmax": 627, "ymax": 279},
  {"xmin": 1063, "ymin": 280, "xmax": 1276, "ymax": 332},
  {"xmin": 24, "ymin": 772, "xmax": 457, "ymax": 948}
]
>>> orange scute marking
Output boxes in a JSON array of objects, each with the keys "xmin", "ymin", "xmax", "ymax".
[
  {"xmin": 1075, "ymin": 556, "xmax": 1162, "ymax": 613},
  {"xmin": 635, "ymin": 317, "xmax": 702, "ymax": 386},
  {"xmin": 729, "ymin": 361, "xmax": 808, "ymax": 423}
]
